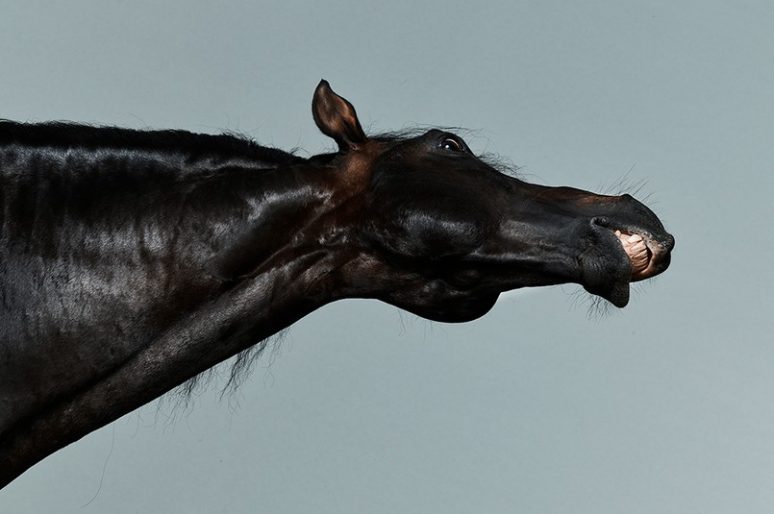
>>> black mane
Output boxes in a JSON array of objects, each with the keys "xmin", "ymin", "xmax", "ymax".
[{"xmin": 0, "ymin": 120, "xmax": 304, "ymax": 168}]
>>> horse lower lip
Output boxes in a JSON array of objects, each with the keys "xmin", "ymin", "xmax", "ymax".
[
  {"xmin": 579, "ymin": 242, "xmax": 632, "ymax": 308},
  {"xmin": 583, "ymin": 278, "xmax": 630, "ymax": 308}
]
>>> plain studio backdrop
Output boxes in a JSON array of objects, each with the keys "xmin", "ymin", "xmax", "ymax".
[{"xmin": 1, "ymin": 1, "xmax": 772, "ymax": 513}]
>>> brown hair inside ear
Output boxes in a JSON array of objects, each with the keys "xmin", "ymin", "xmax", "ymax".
[{"xmin": 312, "ymin": 80, "xmax": 367, "ymax": 152}]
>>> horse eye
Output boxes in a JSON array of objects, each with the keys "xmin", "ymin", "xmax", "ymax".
[{"xmin": 441, "ymin": 137, "xmax": 464, "ymax": 152}]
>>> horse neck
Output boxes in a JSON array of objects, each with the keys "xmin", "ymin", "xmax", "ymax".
[{"xmin": 177, "ymin": 160, "xmax": 343, "ymax": 281}]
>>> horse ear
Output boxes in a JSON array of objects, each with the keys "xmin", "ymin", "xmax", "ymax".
[{"xmin": 312, "ymin": 80, "xmax": 367, "ymax": 152}]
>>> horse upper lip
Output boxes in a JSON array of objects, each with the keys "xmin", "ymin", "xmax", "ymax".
[{"xmin": 632, "ymin": 232, "xmax": 673, "ymax": 281}]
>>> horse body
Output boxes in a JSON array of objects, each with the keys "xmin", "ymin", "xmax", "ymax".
[
  {"xmin": 0, "ymin": 133, "xmax": 268, "ymax": 429},
  {"xmin": 0, "ymin": 81, "xmax": 674, "ymax": 487}
]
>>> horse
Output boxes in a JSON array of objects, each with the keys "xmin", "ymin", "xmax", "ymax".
[{"xmin": 0, "ymin": 81, "xmax": 674, "ymax": 487}]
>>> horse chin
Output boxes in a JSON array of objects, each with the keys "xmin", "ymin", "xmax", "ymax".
[
  {"xmin": 396, "ymin": 292, "xmax": 500, "ymax": 323},
  {"xmin": 578, "ymin": 229, "xmax": 635, "ymax": 308},
  {"xmin": 583, "ymin": 278, "xmax": 631, "ymax": 308}
]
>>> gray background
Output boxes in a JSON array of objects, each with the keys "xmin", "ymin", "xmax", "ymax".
[{"xmin": 1, "ymin": 1, "xmax": 772, "ymax": 512}]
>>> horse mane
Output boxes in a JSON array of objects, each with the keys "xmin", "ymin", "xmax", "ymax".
[{"xmin": 0, "ymin": 120, "xmax": 304, "ymax": 169}]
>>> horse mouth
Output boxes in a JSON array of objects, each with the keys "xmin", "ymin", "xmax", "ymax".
[
  {"xmin": 612, "ymin": 227, "xmax": 674, "ymax": 283},
  {"xmin": 615, "ymin": 230, "xmax": 653, "ymax": 280},
  {"xmin": 581, "ymin": 222, "xmax": 674, "ymax": 308}
]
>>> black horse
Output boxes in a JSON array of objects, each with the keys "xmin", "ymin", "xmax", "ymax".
[{"xmin": 0, "ymin": 81, "xmax": 673, "ymax": 486}]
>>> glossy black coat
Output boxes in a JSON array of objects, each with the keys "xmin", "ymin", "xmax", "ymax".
[{"xmin": 0, "ymin": 81, "xmax": 673, "ymax": 486}]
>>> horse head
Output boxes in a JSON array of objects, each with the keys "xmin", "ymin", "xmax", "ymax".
[{"xmin": 310, "ymin": 80, "xmax": 674, "ymax": 321}]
